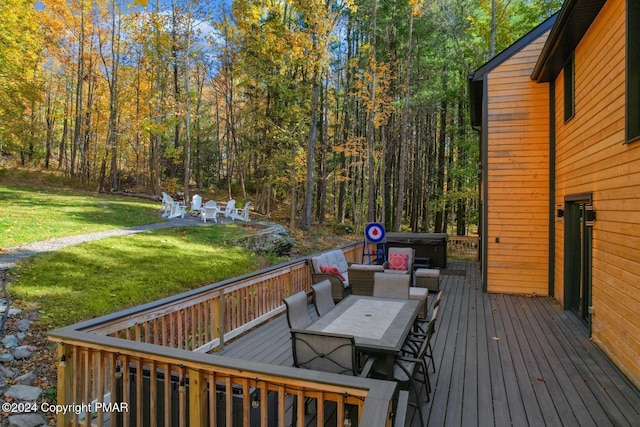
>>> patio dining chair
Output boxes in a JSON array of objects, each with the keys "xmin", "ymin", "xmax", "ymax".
[
  {"xmin": 434, "ymin": 290, "xmax": 444, "ymax": 307},
  {"xmin": 290, "ymin": 329, "xmax": 375, "ymax": 377},
  {"xmin": 404, "ymin": 305, "xmax": 441, "ymax": 381},
  {"xmin": 372, "ymin": 336, "xmax": 428, "ymax": 426},
  {"xmin": 290, "ymin": 329, "xmax": 375, "ymax": 425},
  {"xmin": 311, "ymin": 280, "xmax": 335, "ymax": 317},
  {"xmin": 373, "ymin": 272, "xmax": 410, "ymax": 299},
  {"xmin": 283, "ymin": 291, "xmax": 313, "ymax": 330}
]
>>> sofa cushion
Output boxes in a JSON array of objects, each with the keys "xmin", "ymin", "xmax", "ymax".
[{"xmin": 348, "ymin": 264, "xmax": 384, "ymax": 271}]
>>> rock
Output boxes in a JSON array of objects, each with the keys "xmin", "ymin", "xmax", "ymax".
[
  {"xmin": 14, "ymin": 372, "xmax": 36, "ymax": 386},
  {"xmin": 4, "ymin": 384, "xmax": 42, "ymax": 401},
  {"xmin": 8, "ymin": 413, "xmax": 47, "ymax": 427},
  {"xmin": 0, "ymin": 364, "xmax": 16, "ymax": 378},
  {"xmin": 2, "ymin": 334, "xmax": 19, "ymax": 349},
  {"xmin": 15, "ymin": 318, "xmax": 31, "ymax": 332},
  {"xmin": 234, "ymin": 223, "xmax": 295, "ymax": 256},
  {"xmin": 0, "ymin": 353, "xmax": 15, "ymax": 363},
  {"xmin": 16, "ymin": 332, "xmax": 26, "ymax": 341},
  {"xmin": 12, "ymin": 346, "xmax": 34, "ymax": 360},
  {"xmin": 0, "ymin": 373, "xmax": 7, "ymax": 390}
]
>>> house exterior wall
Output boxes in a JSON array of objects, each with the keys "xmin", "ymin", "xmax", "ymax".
[
  {"xmin": 485, "ymin": 34, "xmax": 551, "ymax": 294},
  {"xmin": 553, "ymin": 0, "xmax": 640, "ymax": 388}
]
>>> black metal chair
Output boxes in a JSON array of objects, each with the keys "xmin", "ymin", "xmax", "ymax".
[
  {"xmin": 283, "ymin": 291, "xmax": 312, "ymax": 329},
  {"xmin": 372, "ymin": 345, "xmax": 427, "ymax": 426},
  {"xmin": 403, "ymin": 305, "xmax": 441, "ymax": 396},
  {"xmin": 290, "ymin": 329, "xmax": 375, "ymax": 376},
  {"xmin": 311, "ymin": 280, "xmax": 335, "ymax": 317},
  {"xmin": 290, "ymin": 329, "xmax": 375, "ymax": 425}
]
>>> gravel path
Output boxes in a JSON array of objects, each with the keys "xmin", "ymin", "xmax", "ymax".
[{"xmin": 0, "ymin": 214, "xmax": 217, "ymax": 271}]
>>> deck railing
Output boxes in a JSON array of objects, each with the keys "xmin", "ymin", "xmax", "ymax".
[
  {"xmin": 447, "ymin": 235, "xmax": 479, "ymax": 261},
  {"xmin": 48, "ymin": 242, "xmax": 396, "ymax": 426},
  {"xmin": 51, "ymin": 330, "xmax": 395, "ymax": 427}
]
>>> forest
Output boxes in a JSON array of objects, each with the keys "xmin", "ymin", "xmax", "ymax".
[{"xmin": 0, "ymin": 0, "xmax": 561, "ymax": 233}]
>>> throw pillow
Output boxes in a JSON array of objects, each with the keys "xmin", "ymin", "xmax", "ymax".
[
  {"xmin": 389, "ymin": 253, "xmax": 409, "ymax": 271},
  {"xmin": 319, "ymin": 265, "xmax": 346, "ymax": 281}
]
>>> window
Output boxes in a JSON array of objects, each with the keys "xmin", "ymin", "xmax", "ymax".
[
  {"xmin": 564, "ymin": 53, "xmax": 575, "ymax": 122},
  {"xmin": 627, "ymin": 1, "xmax": 640, "ymax": 142}
]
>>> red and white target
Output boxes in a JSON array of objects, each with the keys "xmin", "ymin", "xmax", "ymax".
[{"xmin": 365, "ymin": 222, "xmax": 386, "ymax": 243}]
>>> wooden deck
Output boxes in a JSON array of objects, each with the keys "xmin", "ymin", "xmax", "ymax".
[{"xmin": 215, "ymin": 261, "xmax": 640, "ymax": 426}]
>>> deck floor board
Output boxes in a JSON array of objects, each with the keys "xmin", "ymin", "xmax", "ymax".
[{"xmin": 214, "ymin": 260, "xmax": 640, "ymax": 426}]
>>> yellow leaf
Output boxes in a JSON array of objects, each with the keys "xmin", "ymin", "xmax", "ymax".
[{"xmin": 134, "ymin": 0, "xmax": 148, "ymax": 7}]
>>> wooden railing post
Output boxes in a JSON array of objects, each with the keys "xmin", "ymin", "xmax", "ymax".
[
  {"xmin": 213, "ymin": 289, "xmax": 225, "ymax": 349},
  {"xmin": 188, "ymin": 368, "xmax": 207, "ymax": 427},
  {"xmin": 56, "ymin": 343, "xmax": 73, "ymax": 427},
  {"xmin": 285, "ymin": 266, "xmax": 292, "ymax": 296}
]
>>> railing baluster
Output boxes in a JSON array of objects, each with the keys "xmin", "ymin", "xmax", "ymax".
[
  {"xmin": 163, "ymin": 362, "xmax": 170, "ymax": 427},
  {"xmin": 135, "ymin": 357, "xmax": 143, "ymax": 427},
  {"xmin": 208, "ymin": 372, "xmax": 217, "ymax": 426},
  {"xmin": 178, "ymin": 366, "xmax": 186, "ymax": 427},
  {"xmin": 224, "ymin": 376, "xmax": 233, "ymax": 427},
  {"xmin": 149, "ymin": 360, "xmax": 158, "ymax": 427}
]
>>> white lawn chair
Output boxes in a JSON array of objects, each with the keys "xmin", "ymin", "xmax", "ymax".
[
  {"xmin": 161, "ymin": 192, "xmax": 172, "ymax": 217},
  {"xmin": 223, "ymin": 199, "xmax": 236, "ymax": 219},
  {"xmin": 190, "ymin": 194, "xmax": 203, "ymax": 215},
  {"xmin": 200, "ymin": 200, "xmax": 221, "ymax": 223},
  {"xmin": 230, "ymin": 201, "xmax": 251, "ymax": 222},
  {"xmin": 167, "ymin": 200, "xmax": 187, "ymax": 219}
]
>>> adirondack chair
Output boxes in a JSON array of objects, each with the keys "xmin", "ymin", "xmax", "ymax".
[
  {"xmin": 167, "ymin": 199, "xmax": 187, "ymax": 219},
  {"xmin": 200, "ymin": 200, "xmax": 221, "ymax": 223},
  {"xmin": 161, "ymin": 192, "xmax": 173, "ymax": 217},
  {"xmin": 190, "ymin": 194, "xmax": 203, "ymax": 214},
  {"xmin": 229, "ymin": 201, "xmax": 251, "ymax": 222},
  {"xmin": 223, "ymin": 199, "xmax": 236, "ymax": 219}
]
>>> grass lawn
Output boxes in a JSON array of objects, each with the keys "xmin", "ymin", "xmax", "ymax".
[
  {"xmin": 0, "ymin": 169, "xmax": 162, "ymax": 248},
  {"xmin": 1, "ymin": 166, "xmax": 356, "ymax": 330},
  {"xmin": 8, "ymin": 224, "xmax": 271, "ymax": 329}
]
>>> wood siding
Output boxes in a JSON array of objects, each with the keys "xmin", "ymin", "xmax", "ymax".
[
  {"xmin": 486, "ymin": 34, "xmax": 551, "ymax": 294},
  {"xmin": 553, "ymin": 0, "xmax": 640, "ymax": 389}
]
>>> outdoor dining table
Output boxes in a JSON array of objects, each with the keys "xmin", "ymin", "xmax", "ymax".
[{"xmin": 306, "ymin": 295, "xmax": 421, "ymax": 380}]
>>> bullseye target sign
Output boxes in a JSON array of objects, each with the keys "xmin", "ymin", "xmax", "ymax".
[{"xmin": 365, "ymin": 222, "xmax": 386, "ymax": 244}]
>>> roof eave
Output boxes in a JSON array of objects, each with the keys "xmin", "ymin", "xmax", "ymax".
[
  {"xmin": 470, "ymin": 13, "xmax": 558, "ymax": 82},
  {"xmin": 532, "ymin": 0, "xmax": 607, "ymax": 83}
]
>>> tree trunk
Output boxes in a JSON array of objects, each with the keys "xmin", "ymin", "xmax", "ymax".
[
  {"xmin": 71, "ymin": 1, "xmax": 85, "ymax": 178},
  {"xmin": 395, "ymin": 10, "xmax": 414, "ymax": 231},
  {"xmin": 183, "ymin": 17, "xmax": 193, "ymax": 204},
  {"xmin": 316, "ymin": 72, "xmax": 329, "ymax": 225},
  {"xmin": 302, "ymin": 69, "xmax": 321, "ymax": 231},
  {"xmin": 434, "ymin": 70, "xmax": 448, "ymax": 233},
  {"xmin": 491, "ymin": 0, "xmax": 497, "ymax": 57}
]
